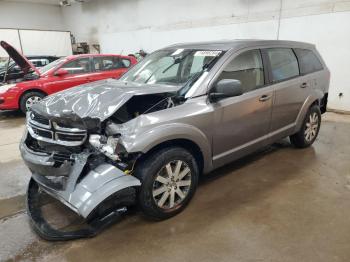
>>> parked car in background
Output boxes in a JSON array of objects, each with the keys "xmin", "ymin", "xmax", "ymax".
[
  {"xmin": 20, "ymin": 40, "xmax": 329, "ymax": 240},
  {"xmin": 0, "ymin": 55, "xmax": 59, "ymax": 84},
  {"xmin": 0, "ymin": 41, "xmax": 137, "ymax": 112}
]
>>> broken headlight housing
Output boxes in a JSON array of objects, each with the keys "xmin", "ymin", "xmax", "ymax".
[{"xmin": 89, "ymin": 134, "xmax": 127, "ymax": 161}]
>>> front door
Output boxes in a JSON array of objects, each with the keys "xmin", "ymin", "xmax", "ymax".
[
  {"xmin": 212, "ymin": 49, "xmax": 273, "ymax": 168},
  {"xmin": 44, "ymin": 57, "xmax": 93, "ymax": 94}
]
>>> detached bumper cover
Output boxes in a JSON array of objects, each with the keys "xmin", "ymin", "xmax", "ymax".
[{"xmin": 20, "ymin": 141, "xmax": 141, "ymax": 240}]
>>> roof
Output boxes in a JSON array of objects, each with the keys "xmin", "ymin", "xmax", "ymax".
[
  {"xmin": 63, "ymin": 53, "xmax": 132, "ymax": 60},
  {"xmin": 163, "ymin": 39, "xmax": 315, "ymax": 51},
  {"xmin": 26, "ymin": 55, "xmax": 59, "ymax": 59}
]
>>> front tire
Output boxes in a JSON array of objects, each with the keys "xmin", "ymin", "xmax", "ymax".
[
  {"xmin": 290, "ymin": 104, "xmax": 321, "ymax": 148},
  {"xmin": 135, "ymin": 147, "xmax": 199, "ymax": 220},
  {"xmin": 20, "ymin": 91, "xmax": 46, "ymax": 113}
]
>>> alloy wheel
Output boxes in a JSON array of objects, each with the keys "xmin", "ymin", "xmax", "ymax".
[
  {"xmin": 304, "ymin": 112, "xmax": 319, "ymax": 142},
  {"xmin": 152, "ymin": 160, "xmax": 192, "ymax": 209},
  {"xmin": 26, "ymin": 96, "xmax": 42, "ymax": 111}
]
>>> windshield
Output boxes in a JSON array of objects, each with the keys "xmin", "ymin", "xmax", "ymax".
[
  {"xmin": 38, "ymin": 57, "xmax": 67, "ymax": 75},
  {"xmin": 120, "ymin": 49, "xmax": 223, "ymax": 86}
]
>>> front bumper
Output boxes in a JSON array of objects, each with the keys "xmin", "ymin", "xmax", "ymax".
[
  {"xmin": 20, "ymin": 134, "xmax": 141, "ymax": 240},
  {"xmin": 0, "ymin": 90, "xmax": 20, "ymax": 110},
  {"xmin": 20, "ymin": 141, "xmax": 141, "ymax": 218}
]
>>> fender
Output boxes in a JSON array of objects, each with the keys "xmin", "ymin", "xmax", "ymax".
[
  {"xmin": 32, "ymin": 163, "xmax": 141, "ymax": 219},
  {"xmin": 294, "ymin": 89, "xmax": 324, "ymax": 132},
  {"xmin": 121, "ymin": 123, "xmax": 213, "ymax": 173},
  {"xmin": 75, "ymin": 164, "xmax": 141, "ymax": 218}
]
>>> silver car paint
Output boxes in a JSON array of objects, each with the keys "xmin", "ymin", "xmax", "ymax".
[
  {"xmin": 21, "ymin": 40, "xmax": 329, "ymax": 217},
  {"xmin": 20, "ymin": 140, "xmax": 141, "ymax": 218},
  {"xmin": 116, "ymin": 40, "xmax": 329, "ymax": 172}
]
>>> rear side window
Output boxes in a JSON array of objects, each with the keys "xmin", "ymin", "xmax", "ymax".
[
  {"xmin": 93, "ymin": 56, "xmax": 124, "ymax": 71},
  {"xmin": 266, "ymin": 48, "xmax": 299, "ymax": 82},
  {"xmin": 294, "ymin": 48, "xmax": 323, "ymax": 75}
]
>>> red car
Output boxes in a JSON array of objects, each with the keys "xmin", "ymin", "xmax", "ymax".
[{"xmin": 0, "ymin": 41, "xmax": 137, "ymax": 113}]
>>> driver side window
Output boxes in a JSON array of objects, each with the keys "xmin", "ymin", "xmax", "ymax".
[
  {"xmin": 217, "ymin": 49, "xmax": 264, "ymax": 93},
  {"xmin": 61, "ymin": 57, "xmax": 91, "ymax": 75}
]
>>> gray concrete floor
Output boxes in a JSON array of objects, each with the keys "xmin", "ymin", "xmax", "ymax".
[{"xmin": 0, "ymin": 111, "xmax": 350, "ymax": 262}]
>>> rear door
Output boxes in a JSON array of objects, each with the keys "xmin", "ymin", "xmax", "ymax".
[
  {"xmin": 91, "ymin": 56, "xmax": 131, "ymax": 81},
  {"xmin": 44, "ymin": 57, "xmax": 92, "ymax": 93},
  {"xmin": 263, "ymin": 48, "xmax": 309, "ymax": 136}
]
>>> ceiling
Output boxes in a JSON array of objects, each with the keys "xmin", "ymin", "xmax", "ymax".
[
  {"xmin": 4, "ymin": 0, "xmax": 92, "ymax": 5},
  {"xmin": 4, "ymin": 0, "xmax": 61, "ymax": 5}
]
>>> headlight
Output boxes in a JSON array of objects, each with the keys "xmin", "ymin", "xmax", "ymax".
[
  {"xmin": 0, "ymin": 83, "xmax": 16, "ymax": 93},
  {"xmin": 89, "ymin": 134, "xmax": 120, "ymax": 161}
]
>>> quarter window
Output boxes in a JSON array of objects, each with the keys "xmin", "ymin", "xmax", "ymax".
[
  {"xmin": 121, "ymin": 59, "xmax": 131, "ymax": 68},
  {"xmin": 217, "ymin": 49, "xmax": 264, "ymax": 93},
  {"xmin": 61, "ymin": 58, "xmax": 91, "ymax": 74},
  {"xmin": 266, "ymin": 48, "xmax": 299, "ymax": 82},
  {"xmin": 294, "ymin": 48, "xmax": 323, "ymax": 75}
]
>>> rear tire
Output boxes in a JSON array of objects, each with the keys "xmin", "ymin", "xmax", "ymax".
[
  {"xmin": 20, "ymin": 91, "xmax": 45, "ymax": 113},
  {"xmin": 290, "ymin": 104, "xmax": 321, "ymax": 148},
  {"xmin": 134, "ymin": 147, "xmax": 199, "ymax": 220}
]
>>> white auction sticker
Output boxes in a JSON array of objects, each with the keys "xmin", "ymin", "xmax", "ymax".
[
  {"xmin": 194, "ymin": 50, "xmax": 222, "ymax": 57},
  {"xmin": 171, "ymin": 49, "xmax": 184, "ymax": 56}
]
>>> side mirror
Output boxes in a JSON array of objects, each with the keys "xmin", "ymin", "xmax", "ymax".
[
  {"xmin": 54, "ymin": 68, "xmax": 69, "ymax": 77},
  {"xmin": 209, "ymin": 79, "xmax": 243, "ymax": 102}
]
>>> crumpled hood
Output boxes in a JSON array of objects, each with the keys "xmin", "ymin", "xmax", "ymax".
[{"xmin": 32, "ymin": 79, "xmax": 179, "ymax": 122}]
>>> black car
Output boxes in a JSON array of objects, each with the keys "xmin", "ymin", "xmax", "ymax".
[{"xmin": 0, "ymin": 56, "xmax": 59, "ymax": 84}]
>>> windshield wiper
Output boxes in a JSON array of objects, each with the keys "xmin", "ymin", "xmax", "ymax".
[
  {"xmin": 144, "ymin": 53, "xmax": 191, "ymax": 84},
  {"xmin": 176, "ymin": 55, "xmax": 221, "ymax": 98},
  {"xmin": 162, "ymin": 53, "xmax": 191, "ymax": 74}
]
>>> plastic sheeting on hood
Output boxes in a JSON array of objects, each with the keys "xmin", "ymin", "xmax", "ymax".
[{"xmin": 31, "ymin": 79, "xmax": 180, "ymax": 123}]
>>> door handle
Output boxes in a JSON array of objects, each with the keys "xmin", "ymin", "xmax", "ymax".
[
  {"xmin": 300, "ymin": 82, "xmax": 309, "ymax": 88},
  {"xmin": 259, "ymin": 94, "xmax": 271, "ymax": 102}
]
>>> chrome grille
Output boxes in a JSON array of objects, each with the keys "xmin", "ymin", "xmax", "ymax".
[
  {"xmin": 31, "ymin": 111, "xmax": 50, "ymax": 126},
  {"xmin": 27, "ymin": 112, "xmax": 87, "ymax": 146}
]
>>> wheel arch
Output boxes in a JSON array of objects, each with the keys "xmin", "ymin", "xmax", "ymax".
[
  {"xmin": 18, "ymin": 88, "xmax": 48, "ymax": 108},
  {"xmin": 138, "ymin": 138, "xmax": 206, "ymax": 176},
  {"xmin": 295, "ymin": 91, "xmax": 323, "ymax": 132},
  {"xmin": 122, "ymin": 123, "xmax": 213, "ymax": 174}
]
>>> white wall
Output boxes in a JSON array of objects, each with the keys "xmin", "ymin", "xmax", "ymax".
[
  {"xmin": 279, "ymin": 12, "xmax": 350, "ymax": 112},
  {"xmin": 0, "ymin": 1, "xmax": 65, "ymax": 31},
  {"xmin": 0, "ymin": 1, "xmax": 72, "ymax": 57},
  {"xmin": 61, "ymin": 0, "xmax": 350, "ymax": 111}
]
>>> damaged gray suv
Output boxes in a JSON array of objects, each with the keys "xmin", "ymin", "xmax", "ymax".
[{"xmin": 20, "ymin": 40, "xmax": 329, "ymax": 240}]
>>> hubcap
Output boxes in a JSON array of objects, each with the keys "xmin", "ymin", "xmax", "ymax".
[
  {"xmin": 304, "ymin": 112, "xmax": 319, "ymax": 142},
  {"xmin": 152, "ymin": 160, "xmax": 192, "ymax": 209},
  {"xmin": 26, "ymin": 96, "xmax": 42, "ymax": 111}
]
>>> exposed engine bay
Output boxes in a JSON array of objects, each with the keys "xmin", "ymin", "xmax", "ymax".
[{"xmin": 109, "ymin": 93, "xmax": 176, "ymax": 124}]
